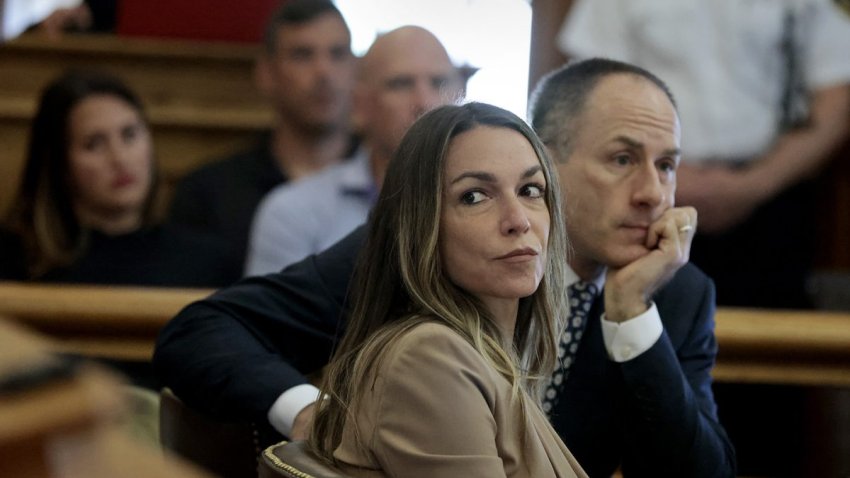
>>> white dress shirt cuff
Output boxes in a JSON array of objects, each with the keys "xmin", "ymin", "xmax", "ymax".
[
  {"xmin": 267, "ymin": 384, "xmax": 321, "ymax": 437},
  {"xmin": 600, "ymin": 302, "xmax": 663, "ymax": 362}
]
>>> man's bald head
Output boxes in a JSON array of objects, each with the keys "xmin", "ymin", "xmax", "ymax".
[{"xmin": 353, "ymin": 26, "xmax": 463, "ymax": 164}]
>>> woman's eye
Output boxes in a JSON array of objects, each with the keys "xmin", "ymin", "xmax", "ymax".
[
  {"xmin": 460, "ymin": 190, "xmax": 487, "ymax": 205},
  {"xmin": 83, "ymin": 136, "xmax": 105, "ymax": 152},
  {"xmin": 122, "ymin": 125, "xmax": 140, "ymax": 143},
  {"xmin": 521, "ymin": 184, "xmax": 545, "ymax": 199}
]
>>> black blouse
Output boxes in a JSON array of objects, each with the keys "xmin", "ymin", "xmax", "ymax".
[{"xmin": 0, "ymin": 225, "xmax": 239, "ymax": 288}]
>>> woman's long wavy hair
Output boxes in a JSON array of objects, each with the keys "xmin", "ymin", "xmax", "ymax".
[
  {"xmin": 310, "ymin": 102, "xmax": 569, "ymax": 463},
  {"xmin": 4, "ymin": 70, "xmax": 157, "ymax": 278}
]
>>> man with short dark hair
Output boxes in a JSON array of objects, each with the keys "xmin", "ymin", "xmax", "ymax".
[
  {"xmin": 530, "ymin": 58, "xmax": 734, "ymax": 477},
  {"xmin": 168, "ymin": 0, "xmax": 356, "ymax": 267},
  {"xmin": 156, "ymin": 58, "xmax": 735, "ymax": 477}
]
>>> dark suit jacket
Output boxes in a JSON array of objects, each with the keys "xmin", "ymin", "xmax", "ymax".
[
  {"xmin": 168, "ymin": 133, "xmax": 286, "ymax": 267},
  {"xmin": 551, "ymin": 263, "xmax": 734, "ymax": 477},
  {"xmin": 154, "ymin": 225, "xmax": 735, "ymax": 477}
]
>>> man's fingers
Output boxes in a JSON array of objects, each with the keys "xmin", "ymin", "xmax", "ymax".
[{"xmin": 646, "ymin": 207, "xmax": 697, "ymax": 260}]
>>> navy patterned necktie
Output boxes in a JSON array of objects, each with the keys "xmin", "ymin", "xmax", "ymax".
[{"xmin": 542, "ymin": 281, "xmax": 598, "ymax": 415}]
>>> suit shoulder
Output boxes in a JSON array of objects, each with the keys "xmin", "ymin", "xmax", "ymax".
[
  {"xmin": 380, "ymin": 321, "xmax": 487, "ymax": 375},
  {"xmin": 655, "ymin": 263, "xmax": 716, "ymax": 339},
  {"xmin": 373, "ymin": 321, "xmax": 500, "ymax": 404},
  {"xmin": 392, "ymin": 321, "xmax": 474, "ymax": 355},
  {"xmin": 668, "ymin": 262, "xmax": 713, "ymax": 292}
]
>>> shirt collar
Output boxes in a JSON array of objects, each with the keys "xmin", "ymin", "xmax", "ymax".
[
  {"xmin": 339, "ymin": 148, "xmax": 378, "ymax": 202},
  {"xmin": 565, "ymin": 264, "xmax": 606, "ymax": 292}
]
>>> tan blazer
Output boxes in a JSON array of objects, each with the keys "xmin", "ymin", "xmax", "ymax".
[{"xmin": 333, "ymin": 322, "xmax": 588, "ymax": 478}]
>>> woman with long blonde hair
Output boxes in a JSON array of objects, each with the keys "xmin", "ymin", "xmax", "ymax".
[{"xmin": 309, "ymin": 102, "xmax": 587, "ymax": 477}]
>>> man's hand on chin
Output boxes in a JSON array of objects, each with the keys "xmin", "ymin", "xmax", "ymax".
[{"xmin": 604, "ymin": 206, "xmax": 697, "ymax": 322}]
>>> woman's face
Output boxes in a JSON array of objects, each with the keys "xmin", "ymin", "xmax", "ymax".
[
  {"xmin": 439, "ymin": 125, "xmax": 550, "ymax": 311},
  {"xmin": 67, "ymin": 94, "xmax": 153, "ymax": 220}
]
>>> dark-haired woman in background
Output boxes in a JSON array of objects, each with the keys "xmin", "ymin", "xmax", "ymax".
[{"xmin": 0, "ymin": 70, "xmax": 239, "ymax": 287}]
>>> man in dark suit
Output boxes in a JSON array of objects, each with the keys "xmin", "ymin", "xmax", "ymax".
[{"xmin": 155, "ymin": 58, "xmax": 735, "ymax": 477}]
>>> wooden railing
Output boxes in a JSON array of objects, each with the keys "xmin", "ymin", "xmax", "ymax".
[
  {"xmin": 1, "ymin": 282, "xmax": 849, "ymax": 387},
  {"xmin": 0, "ymin": 283, "xmax": 211, "ymax": 360},
  {"xmin": 713, "ymin": 308, "xmax": 850, "ymax": 387}
]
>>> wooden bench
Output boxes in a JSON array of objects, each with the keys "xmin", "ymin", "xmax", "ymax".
[{"xmin": 0, "ymin": 282, "xmax": 849, "ymax": 387}]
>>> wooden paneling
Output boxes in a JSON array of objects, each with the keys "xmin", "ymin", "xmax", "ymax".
[
  {"xmin": 1, "ymin": 282, "xmax": 850, "ymax": 388},
  {"xmin": 713, "ymin": 307, "xmax": 850, "ymax": 386},
  {"xmin": 0, "ymin": 33, "xmax": 273, "ymax": 219},
  {"xmin": 0, "ymin": 283, "xmax": 212, "ymax": 360}
]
